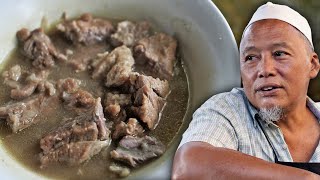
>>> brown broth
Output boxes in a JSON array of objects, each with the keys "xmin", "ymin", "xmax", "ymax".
[{"xmin": 0, "ymin": 21, "xmax": 189, "ymax": 179}]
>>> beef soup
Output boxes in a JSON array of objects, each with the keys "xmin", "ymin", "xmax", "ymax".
[{"xmin": 0, "ymin": 13, "xmax": 188, "ymax": 179}]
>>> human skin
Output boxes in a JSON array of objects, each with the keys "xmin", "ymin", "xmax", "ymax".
[
  {"xmin": 240, "ymin": 19, "xmax": 318, "ymax": 111},
  {"xmin": 240, "ymin": 19, "xmax": 320, "ymax": 162},
  {"xmin": 172, "ymin": 142, "xmax": 320, "ymax": 180},
  {"xmin": 171, "ymin": 20, "xmax": 320, "ymax": 179}
]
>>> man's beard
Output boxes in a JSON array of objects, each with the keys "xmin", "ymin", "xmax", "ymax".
[{"xmin": 258, "ymin": 106, "xmax": 286, "ymax": 123}]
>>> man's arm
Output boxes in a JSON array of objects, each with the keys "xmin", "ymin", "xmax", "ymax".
[{"xmin": 172, "ymin": 142, "xmax": 320, "ymax": 180}]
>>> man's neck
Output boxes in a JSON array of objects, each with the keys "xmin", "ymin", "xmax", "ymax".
[
  {"xmin": 275, "ymin": 100, "xmax": 313, "ymax": 131},
  {"xmin": 275, "ymin": 100, "xmax": 320, "ymax": 162}
]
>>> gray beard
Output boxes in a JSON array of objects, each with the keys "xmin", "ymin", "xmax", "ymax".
[{"xmin": 258, "ymin": 106, "xmax": 286, "ymax": 123}]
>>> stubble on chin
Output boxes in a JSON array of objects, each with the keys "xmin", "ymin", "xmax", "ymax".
[{"xmin": 258, "ymin": 106, "xmax": 286, "ymax": 123}]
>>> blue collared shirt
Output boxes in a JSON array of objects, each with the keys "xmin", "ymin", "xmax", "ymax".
[{"xmin": 179, "ymin": 88, "xmax": 320, "ymax": 162}]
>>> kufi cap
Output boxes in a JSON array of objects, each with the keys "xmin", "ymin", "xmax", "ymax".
[{"xmin": 243, "ymin": 2, "xmax": 313, "ymax": 48}]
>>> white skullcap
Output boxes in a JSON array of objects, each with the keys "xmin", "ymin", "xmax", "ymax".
[{"xmin": 243, "ymin": 2, "xmax": 313, "ymax": 48}]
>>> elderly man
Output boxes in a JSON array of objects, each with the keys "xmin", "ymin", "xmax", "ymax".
[{"xmin": 172, "ymin": 2, "xmax": 320, "ymax": 179}]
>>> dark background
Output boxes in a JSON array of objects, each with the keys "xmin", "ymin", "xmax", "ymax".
[{"xmin": 212, "ymin": 0, "xmax": 320, "ymax": 101}]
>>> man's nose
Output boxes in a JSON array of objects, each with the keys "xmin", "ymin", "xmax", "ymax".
[{"xmin": 257, "ymin": 55, "xmax": 276, "ymax": 78}]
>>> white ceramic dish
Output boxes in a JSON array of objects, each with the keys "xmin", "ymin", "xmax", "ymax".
[{"xmin": 0, "ymin": 0, "xmax": 240, "ymax": 179}]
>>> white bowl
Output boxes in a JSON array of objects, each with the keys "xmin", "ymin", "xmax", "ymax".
[{"xmin": 0, "ymin": 0, "xmax": 240, "ymax": 179}]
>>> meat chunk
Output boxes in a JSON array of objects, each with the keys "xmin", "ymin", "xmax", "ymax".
[
  {"xmin": 2, "ymin": 65, "xmax": 21, "ymax": 89},
  {"xmin": 40, "ymin": 97, "xmax": 110, "ymax": 168},
  {"xmin": 112, "ymin": 118, "xmax": 144, "ymax": 140},
  {"xmin": 16, "ymin": 28, "xmax": 66, "ymax": 69},
  {"xmin": 131, "ymin": 74, "xmax": 170, "ymax": 98},
  {"xmin": 40, "ymin": 119, "xmax": 99, "ymax": 152},
  {"xmin": 67, "ymin": 43, "xmax": 108, "ymax": 73},
  {"xmin": 90, "ymin": 46, "xmax": 135, "ymax": 84},
  {"xmin": 111, "ymin": 21, "xmax": 150, "ymax": 47},
  {"xmin": 103, "ymin": 73, "xmax": 169, "ymax": 130},
  {"xmin": 132, "ymin": 86, "xmax": 166, "ymax": 130},
  {"xmin": 92, "ymin": 97, "xmax": 110, "ymax": 140},
  {"xmin": 133, "ymin": 33, "xmax": 177, "ymax": 80},
  {"xmin": 110, "ymin": 135, "xmax": 165, "ymax": 167},
  {"xmin": 104, "ymin": 92, "xmax": 132, "ymax": 108},
  {"xmin": 109, "ymin": 164, "xmax": 131, "ymax": 177},
  {"xmin": 57, "ymin": 78, "xmax": 81, "ymax": 93},
  {"xmin": 0, "ymin": 95, "xmax": 50, "ymax": 133},
  {"xmin": 68, "ymin": 57, "xmax": 92, "ymax": 73},
  {"xmin": 40, "ymin": 97, "xmax": 109, "ymax": 152},
  {"xmin": 37, "ymin": 81, "xmax": 56, "ymax": 96},
  {"xmin": 104, "ymin": 92, "xmax": 132, "ymax": 123},
  {"xmin": 90, "ymin": 51, "xmax": 114, "ymax": 79},
  {"xmin": 10, "ymin": 70, "xmax": 54, "ymax": 100},
  {"xmin": 104, "ymin": 46, "xmax": 135, "ymax": 87},
  {"xmin": 40, "ymin": 141, "xmax": 109, "ymax": 168},
  {"xmin": 56, "ymin": 13, "xmax": 114, "ymax": 45},
  {"xmin": 0, "ymin": 107, "xmax": 6, "ymax": 118},
  {"xmin": 62, "ymin": 90, "xmax": 95, "ymax": 110},
  {"xmin": 10, "ymin": 83, "xmax": 38, "ymax": 100},
  {"xmin": 57, "ymin": 78, "xmax": 95, "ymax": 112}
]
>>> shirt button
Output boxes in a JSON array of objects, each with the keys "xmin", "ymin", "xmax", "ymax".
[{"xmin": 282, "ymin": 144, "xmax": 287, "ymax": 150}]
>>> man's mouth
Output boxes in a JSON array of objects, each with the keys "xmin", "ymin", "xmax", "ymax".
[
  {"xmin": 261, "ymin": 86, "xmax": 278, "ymax": 91},
  {"xmin": 256, "ymin": 84, "xmax": 282, "ymax": 93}
]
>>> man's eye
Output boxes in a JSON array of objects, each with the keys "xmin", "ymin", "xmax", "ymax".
[
  {"xmin": 245, "ymin": 55, "xmax": 255, "ymax": 61},
  {"xmin": 273, "ymin": 51, "xmax": 287, "ymax": 57}
]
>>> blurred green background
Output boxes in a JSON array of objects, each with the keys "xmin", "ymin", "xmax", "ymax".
[{"xmin": 212, "ymin": 0, "xmax": 320, "ymax": 101}]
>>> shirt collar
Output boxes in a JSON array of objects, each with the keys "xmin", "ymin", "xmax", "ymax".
[
  {"xmin": 306, "ymin": 96, "xmax": 320, "ymax": 121},
  {"xmin": 244, "ymin": 96, "xmax": 259, "ymax": 128},
  {"xmin": 237, "ymin": 88, "xmax": 259, "ymax": 128}
]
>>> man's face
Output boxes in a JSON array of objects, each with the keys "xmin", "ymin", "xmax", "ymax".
[{"xmin": 240, "ymin": 19, "xmax": 319, "ymax": 110}]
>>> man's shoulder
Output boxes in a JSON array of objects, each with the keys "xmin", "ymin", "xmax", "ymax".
[
  {"xmin": 198, "ymin": 88, "xmax": 248, "ymax": 113},
  {"xmin": 313, "ymin": 101, "xmax": 320, "ymax": 112},
  {"xmin": 207, "ymin": 87, "xmax": 246, "ymax": 104}
]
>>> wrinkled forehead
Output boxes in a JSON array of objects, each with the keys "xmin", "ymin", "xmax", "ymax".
[{"xmin": 242, "ymin": 19, "xmax": 301, "ymax": 40}]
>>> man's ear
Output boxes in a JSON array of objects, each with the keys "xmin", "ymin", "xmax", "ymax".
[{"xmin": 310, "ymin": 52, "xmax": 320, "ymax": 79}]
